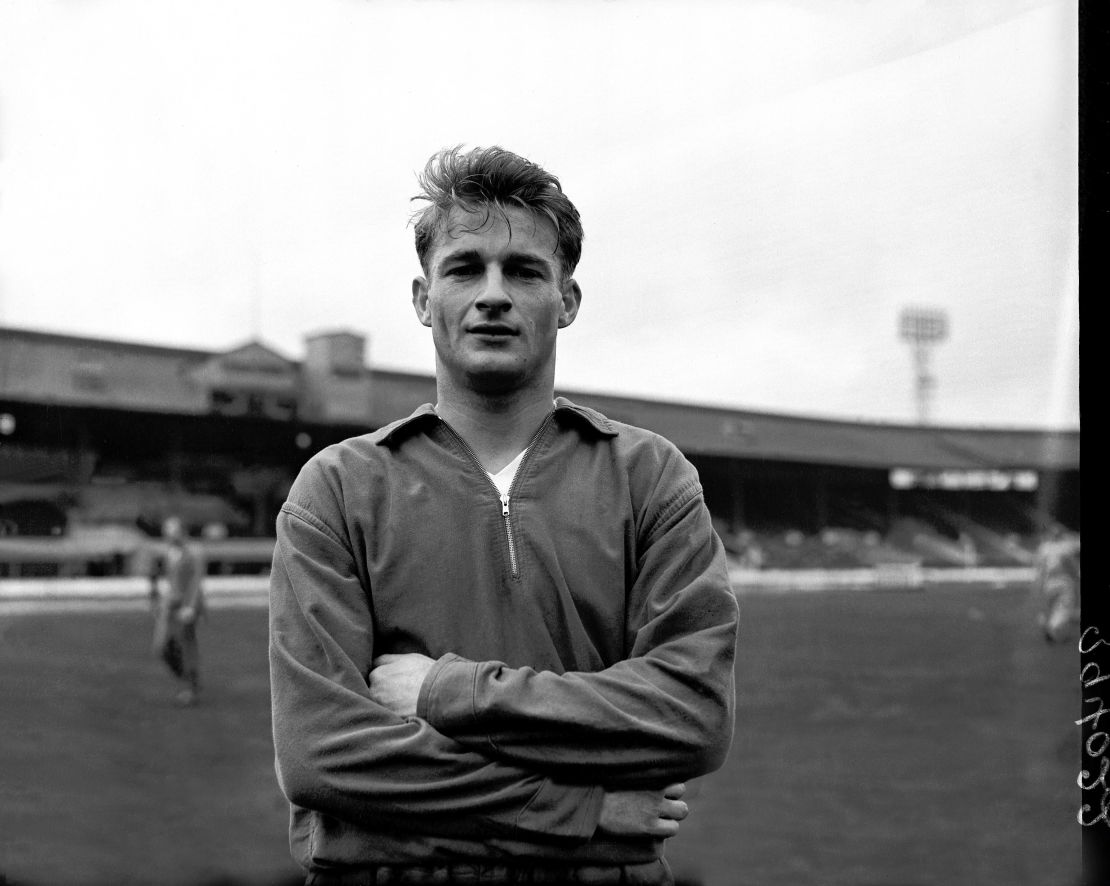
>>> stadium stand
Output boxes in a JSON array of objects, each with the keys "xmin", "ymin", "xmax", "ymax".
[{"xmin": 0, "ymin": 325, "xmax": 1079, "ymax": 578}]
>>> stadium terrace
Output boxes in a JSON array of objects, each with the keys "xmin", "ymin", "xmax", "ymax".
[{"xmin": 0, "ymin": 325, "xmax": 1079, "ymax": 579}]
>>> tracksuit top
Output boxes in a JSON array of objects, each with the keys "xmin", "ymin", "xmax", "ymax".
[
  {"xmin": 163, "ymin": 542, "xmax": 205, "ymax": 614},
  {"xmin": 268, "ymin": 398, "xmax": 740, "ymax": 870}
]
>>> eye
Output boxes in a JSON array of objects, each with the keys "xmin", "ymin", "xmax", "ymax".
[
  {"xmin": 446, "ymin": 264, "xmax": 480, "ymax": 278},
  {"xmin": 510, "ymin": 266, "xmax": 543, "ymax": 280}
]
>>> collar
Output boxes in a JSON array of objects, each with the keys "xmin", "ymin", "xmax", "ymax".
[
  {"xmin": 553, "ymin": 396, "xmax": 619, "ymax": 437},
  {"xmin": 373, "ymin": 397, "xmax": 618, "ymax": 447}
]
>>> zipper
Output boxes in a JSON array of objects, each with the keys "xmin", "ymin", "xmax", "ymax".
[
  {"xmin": 499, "ymin": 492, "xmax": 517, "ymax": 577},
  {"xmin": 439, "ymin": 411, "xmax": 555, "ymax": 581}
]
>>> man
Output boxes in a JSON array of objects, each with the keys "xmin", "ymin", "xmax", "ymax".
[
  {"xmin": 1035, "ymin": 525, "xmax": 1081, "ymax": 643},
  {"xmin": 269, "ymin": 146, "xmax": 739, "ymax": 885},
  {"xmin": 152, "ymin": 515, "xmax": 205, "ymax": 706}
]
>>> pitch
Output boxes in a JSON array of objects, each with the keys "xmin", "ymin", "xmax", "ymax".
[{"xmin": 0, "ymin": 583, "xmax": 1079, "ymax": 886}]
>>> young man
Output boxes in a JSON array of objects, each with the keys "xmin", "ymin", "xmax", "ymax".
[{"xmin": 269, "ymin": 146, "xmax": 739, "ymax": 885}]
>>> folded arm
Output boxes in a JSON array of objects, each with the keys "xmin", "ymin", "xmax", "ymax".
[
  {"xmin": 414, "ymin": 474, "xmax": 739, "ymax": 788},
  {"xmin": 269, "ymin": 500, "xmax": 604, "ymax": 843}
]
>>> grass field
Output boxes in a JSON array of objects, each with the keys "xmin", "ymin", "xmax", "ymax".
[{"xmin": 0, "ymin": 584, "xmax": 1081, "ymax": 886}]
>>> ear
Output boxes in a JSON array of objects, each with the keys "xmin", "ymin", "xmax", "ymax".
[
  {"xmin": 412, "ymin": 277, "xmax": 432, "ymax": 327},
  {"xmin": 557, "ymin": 279, "xmax": 582, "ymax": 329}
]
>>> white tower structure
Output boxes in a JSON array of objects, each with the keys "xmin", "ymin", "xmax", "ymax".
[{"xmin": 899, "ymin": 307, "xmax": 949, "ymax": 425}]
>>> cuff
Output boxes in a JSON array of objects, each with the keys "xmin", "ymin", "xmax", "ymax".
[
  {"xmin": 416, "ymin": 653, "xmax": 479, "ymax": 732},
  {"xmin": 516, "ymin": 780, "xmax": 606, "ymax": 841}
]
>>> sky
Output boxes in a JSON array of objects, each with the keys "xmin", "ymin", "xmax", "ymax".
[{"xmin": 0, "ymin": 0, "xmax": 1078, "ymax": 430}]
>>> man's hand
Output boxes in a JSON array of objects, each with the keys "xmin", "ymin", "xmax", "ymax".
[
  {"xmin": 597, "ymin": 782, "xmax": 689, "ymax": 838},
  {"xmin": 367, "ymin": 653, "xmax": 437, "ymax": 718}
]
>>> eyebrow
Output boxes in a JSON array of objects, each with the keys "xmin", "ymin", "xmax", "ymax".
[
  {"xmin": 435, "ymin": 249, "xmax": 483, "ymax": 270},
  {"xmin": 435, "ymin": 249, "xmax": 555, "ymax": 274}
]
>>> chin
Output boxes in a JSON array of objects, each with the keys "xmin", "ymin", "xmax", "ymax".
[{"xmin": 439, "ymin": 348, "xmax": 551, "ymax": 396}]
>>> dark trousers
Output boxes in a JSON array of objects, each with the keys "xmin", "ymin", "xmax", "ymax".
[
  {"xmin": 305, "ymin": 858, "xmax": 674, "ymax": 886},
  {"xmin": 153, "ymin": 607, "xmax": 199, "ymax": 690}
]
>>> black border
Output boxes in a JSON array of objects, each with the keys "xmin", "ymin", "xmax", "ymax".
[{"xmin": 1079, "ymin": 1, "xmax": 1106, "ymax": 883}]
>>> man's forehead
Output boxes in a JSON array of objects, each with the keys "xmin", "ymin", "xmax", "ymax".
[{"xmin": 432, "ymin": 205, "xmax": 559, "ymax": 257}]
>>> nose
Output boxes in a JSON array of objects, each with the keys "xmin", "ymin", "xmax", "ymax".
[{"xmin": 475, "ymin": 268, "xmax": 512, "ymax": 313}]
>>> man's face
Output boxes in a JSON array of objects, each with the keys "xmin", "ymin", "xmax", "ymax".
[
  {"xmin": 162, "ymin": 517, "xmax": 184, "ymax": 543},
  {"xmin": 412, "ymin": 206, "xmax": 581, "ymax": 395}
]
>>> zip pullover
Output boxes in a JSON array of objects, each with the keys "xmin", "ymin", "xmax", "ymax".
[{"xmin": 269, "ymin": 398, "xmax": 739, "ymax": 870}]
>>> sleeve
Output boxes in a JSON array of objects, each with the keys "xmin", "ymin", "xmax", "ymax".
[
  {"xmin": 186, "ymin": 547, "xmax": 206, "ymax": 616},
  {"xmin": 269, "ymin": 477, "xmax": 604, "ymax": 843},
  {"xmin": 417, "ymin": 452, "xmax": 739, "ymax": 788}
]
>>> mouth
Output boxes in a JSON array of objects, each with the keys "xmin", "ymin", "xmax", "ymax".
[{"xmin": 468, "ymin": 324, "xmax": 517, "ymax": 338}]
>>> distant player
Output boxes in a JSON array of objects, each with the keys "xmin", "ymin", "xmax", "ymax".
[
  {"xmin": 151, "ymin": 515, "xmax": 206, "ymax": 705},
  {"xmin": 1035, "ymin": 526, "xmax": 1080, "ymax": 643}
]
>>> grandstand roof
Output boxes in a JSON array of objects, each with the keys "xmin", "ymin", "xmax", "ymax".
[
  {"xmin": 553, "ymin": 388, "xmax": 1079, "ymax": 471},
  {"xmin": 0, "ymin": 325, "xmax": 1079, "ymax": 472},
  {"xmin": 0, "ymin": 327, "xmax": 211, "ymax": 413}
]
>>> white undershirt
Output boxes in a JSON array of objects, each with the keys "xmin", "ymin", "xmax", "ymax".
[
  {"xmin": 435, "ymin": 401, "xmax": 556, "ymax": 496},
  {"xmin": 488, "ymin": 448, "xmax": 527, "ymax": 496}
]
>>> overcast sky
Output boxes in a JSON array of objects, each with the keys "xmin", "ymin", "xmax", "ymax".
[{"xmin": 0, "ymin": 0, "xmax": 1078, "ymax": 429}]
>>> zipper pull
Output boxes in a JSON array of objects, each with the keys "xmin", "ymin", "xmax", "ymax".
[{"xmin": 500, "ymin": 493, "xmax": 510, "ymax": 517}]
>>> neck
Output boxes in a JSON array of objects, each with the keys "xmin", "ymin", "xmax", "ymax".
[{"xmin": 434, "ymin": 375, "xmax": 555, "ymax": 473}]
